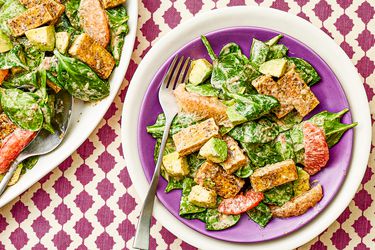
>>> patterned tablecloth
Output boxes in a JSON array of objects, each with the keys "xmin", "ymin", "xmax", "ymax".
[{"xmin": 0, "ymin": 0, "xmax": 374, "ymax": 249}]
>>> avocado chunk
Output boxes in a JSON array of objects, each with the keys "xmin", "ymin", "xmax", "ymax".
[
  {"xmin": 55, "ymin": 32, "xmax": 70, "ymax": 54},
  {"xmin": 226, "ymin": 105, "xmax": 247, "ymax": 125},
  {"xmin": 259, "ymin": 58, "xmax": 287, "ymax": 78},
  {"xmin": 162, "ymin": 152, "xmax": 190, "ymax": 178},
  {"xmin": 188, "ymin": 59, "xmax": 213, "ymax": 85},
  {"xmin": 188, "ymin": 185, "xmax": 217, "ymax": 208},
  {"xmin": 199, "ymin": 138, "xmax": 228, "ymax": 163},
  {"xmin": 293, "ymin": 167, "xmax": 310, "ymax": 196},
  {"xmin": 0, "ymin": 30, "xmax": 13, "ymax": 53},
  {"xmin": 25, "ymin": 25, "xmax": 55, "ymax": 51}
]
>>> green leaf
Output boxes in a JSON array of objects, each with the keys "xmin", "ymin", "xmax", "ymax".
[
  {"xmin": 274, "ymin": 131, "xmax": 296, "ymax": 162},
  {"xmin": 267, "ymin": 110, "xmax": 303, "ymax": 132},
  {"xmin": 205, "ymin": 208, "xmax": 241, "ymax": 231},
  {"xmin": 242, "ymin": 142, "xmax": 283, "ymax": 168},
  {"xmin": 185, "ymin": 83, "xmax": 220, "ymax": 97},
  {"xmin": 229, "ymin": 118, "xmax": 280, "ymax": 144},
  {"xmin": 201, "ymin": 35, "xmax": 217, "ymax": 61},
  {"xmin": 181, "ymin": 211, "xmax": 207, "ymax": 222},
  {"xmin": 2, "ymin": 71, "xmax": 38, "ymax": 90},
  {"xmin": 246, "ymin": 202, "xmax": 272, "ymax": 227},
  {"xmin": 54, "ymin": 50, "xmax": 110, "ymax": 101},
  {"xmin": 0, "ymin": 45, "xmax": 28, "ymax": 70},
  {"xmin": 226, "ymin": 91, "xmax": 279, "ymax": 121},
  {"xmin": 265, "ymin": 34, "xmax": 283, "ymax": 46},
  {"xmin": 15, "ymin": 37, "xmax": 45, "ymax": 70},
  {"xmin": 287, "ymin": 57, "xmax": 321, "ymax": 86},
  {"xmin": 234, "ymin": 163, "xmax": 254, "ymax": 178},
  {"xmin": 308, "ymin": 109, "xmax": 357, "ymax": 148},
  {"xmin": 267, "ymin": 44, "xmax": 288, "ymax": 60},
  {"xmin": 179, "ymin": 178, "xmax": 206, "ymax": 215},
  {"xmin": 107, "ymin": 5, "xmax": 129, "ymax": 65},
  {"xmin": 0, "ymin": 88, "xmax": 43, "ymax": 131},
  {"xmin": 165, "ymin": 177, "xmax": 183, "ymax": 193},
  {"xmin": 263, "ymin": 182, "xmax": 294, "ymax": 206},
  {"xmin": 250, "ymin": 39, "xmax": 269, "ymax": 67},
  {"xmin": 146, "ymin": 112, "xmax": 201, "ymax": 138},
  {"xmin": 64, "ymin": 0, "xmax": 81, "ymax": 30},
  {"xmin": 187, "ymin": 152, "xmax": 204, "ymax": 178}
]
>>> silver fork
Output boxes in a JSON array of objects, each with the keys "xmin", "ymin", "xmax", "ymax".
[{"xmin": 133, "ymin": 55, "xmax": 191, "ymax": 250}]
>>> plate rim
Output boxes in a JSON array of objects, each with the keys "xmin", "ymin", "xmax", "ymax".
[
  {"xmin": 0, "ymin": 0, "xmax": 138, "ymax": 208},
  {"xmin": 122, "ymin": 6, "xmax": 371, "ymax": 250}
]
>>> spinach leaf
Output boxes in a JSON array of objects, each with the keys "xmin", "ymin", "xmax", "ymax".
[
  {"xmin": 15, "ymin": 37, "xmax": 45, "ymax": 70},
  {"xmin": 187, "ymin": 152, "xmax": 204, "ymax": 178},
  {"xmin": 2, "ymin": 71, "xmax": 38, "ymax": 90},
  {"xmin": 165, "ymin": 177, "xmax": 183, "ymax": 193},
  {"xmin": 287, "ymin": 57, "xmax": 321, "ymax": 86},
  {"xmin": 226, "ymin": 91, "xmax": 279, "ymax": 121},
  {"xmin": 185, "ymin": 83, "xmax": 220, "ymax": 97},
  {"xmin": 228, "ymin": 118, "xmax": 279, "ymax": 144},
  {"xmin": 250, "ymin": 39, "xmax": 269, "ymax": 67},
  {"xmin": 35, "ymin": 70, "xmax": 54, "ymax": 133},
  {"xmin": 107, "ymin": 5, "xmax": 129, "ymax": 65},
  {"xmin": 181, "ymin": 211, "xmax": 207, "ymax": 222},
  {"xmin": 288, "ymin": 124, "xmax": 305, "ymax": 164},
  {"xmin": 0, "ymin": 88, "xmax": 43, "ymax": 131},
  {"xmin": 179, "ymin": 178, "xmax": 206, "ymax": 215},
  {"xmin": 205, "ymin": 208, "xmax": 241, "ymax": 231},
  {"xmin": 263, "ymin": 182, "xmax": 294, "ymax": 206},
  {"xmin": 54, "ymin": 50, "xmax": 110, "ymax": 101},
  {"xmin": 234, "ymin": 163, "xmax": 254, "ymax": 178},
  {"xmin": 64, "ymin": 0, "xmax": 81, "ymax": 30},
  {"xmin": 265, "ymin": 34, "xmax": 283, "ymax": 46},
  {"xmin": 0, "ymin": 45, "xmax": 28, "ymax": 70},
  {"xmin": 246, "ymin": 202, "xmax": 272, "ymax": 227},
  {"xmin": 242, "ymin": 142, "xmax": 283, "ymax": 168},
  {"xmin": 147, "ymin": 112, "xmax": 201, "ymax": 138},
  {"xmin": 0, "ymin": 0, "xmax": 25, "ymax": 35},
  {"xmin": 308, "ymin": 109, "xmax": 357, "ymax": 148},
  {"xmin": 275, "ymin": 131, "xmax": 296, "ymax": 162},
  {"xmin": 20, "ymin": 156, "xmax": 39, "ymax": 175},
  {"xmin": 267, "ymin": 110, "xmax": 303, "ymax": 132},
  {"xmin": 201, "ymin": 36, "xmax": 259, "ymax": 95},
  {"xmin": 267, "ymin": 44, "xmax": 288, "ymax": 60}
]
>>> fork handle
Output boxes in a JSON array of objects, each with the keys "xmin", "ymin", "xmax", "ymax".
[
  {"xmin": 0, "ymin": 158, "xmax": 22, "ymax": 196},
  {"xmin": 133, "ymin": 118, "xmax": 173, "ymax": 250}
]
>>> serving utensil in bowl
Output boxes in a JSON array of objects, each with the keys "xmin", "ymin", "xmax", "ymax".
[{"xmin": 0, "ymin": 90, "xmax": 73, "ymax": 196}]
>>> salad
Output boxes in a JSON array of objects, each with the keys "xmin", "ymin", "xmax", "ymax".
[
  {"xmin": 0, "ymin": 0, "xmax": 128, "ymax": 185},
  {"xmin": 147, "ymin": 34, "xmax": 357, "ymax": 230}
]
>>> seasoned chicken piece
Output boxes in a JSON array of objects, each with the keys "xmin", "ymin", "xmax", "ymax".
[
  {"xmin": 0, "ymin": 69, "xmax": 9, "ymax": 85},
  {"xmin": 174, "ymin": 84, "xmax": 232, "ymax": 127},
  {"xmin": 68, "ymin": 33, "xmax": 115, "ymax": 79},
  {"xmin": 220, "ymin": 135, "xmax": 248, "ymax": 174},
  {"xmin": 271, "ymin": 184, "xmax": 323, "ymax": 218},
  {"xmin": 252, "ymin": 75, "xmax": 294, "ymax": 118},
  {"xmin": 0, "ymin": 114, "xmax": 16, "ymax": 144},
  {"xmin": 100, "ymin": 0, "xmax": 126, "ymax": 9},
  {"xmin": 19, "ymin": 0, "xmax": 65, "ymax": 24},
  {"xmin": 195, "ymin": 161, "xmax": 244, "ymax": 198},
  {"xmin": 7, "ymin": 4, "xmax": 53, "ymax": 37},
  {"xmin": 277, "ymin": 69, "xmax": 320, "ymax": 117},
  {"xmin": 250, "ymin": 159, "xmax": 298, "ymax": 192},
  {"xmin": 172, "ymin": 118, "xmax": 219, "ymax": 157},
  {"xmin": 79, "ymin": 0, "xmax": 110, "ymax": 48}
]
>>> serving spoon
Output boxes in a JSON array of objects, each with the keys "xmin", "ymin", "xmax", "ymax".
[{"xmin": 0, "ymin": 90, "xmax": 73, "ymax": 196}]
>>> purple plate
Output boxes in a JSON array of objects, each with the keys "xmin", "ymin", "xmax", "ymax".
[{"xmin": 137, "ymin": 27, "xmax": 353, "ymax": 243}]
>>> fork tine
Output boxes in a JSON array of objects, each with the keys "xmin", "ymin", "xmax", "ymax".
[
  {"xmin": 162, "ymin": 55, "xmax": 178, "ymax": 89},
  {"xmin": 167, "ymin": 56, "xmax": 184, "ymax": 89},
  {"xmin": 174, "ymin": 57, "xmax": 191, "ymax": 89},
  {"xmin": 182, "ymin": 59, "xmax": 193, "ymax": 84}
]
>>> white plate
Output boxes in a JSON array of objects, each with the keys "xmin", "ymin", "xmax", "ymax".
[
  {"xmin": 0, "ymin": 0, "xmax": 138, "ymax": 208},
  {"xmin": 121, "ymin": 6, "xmax": 371, "ymax": 250}
]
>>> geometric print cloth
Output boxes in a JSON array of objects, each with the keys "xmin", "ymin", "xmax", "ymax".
[{"xmin": 0, "ymin": 0, "xmax": 374, "ymax": 249}]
